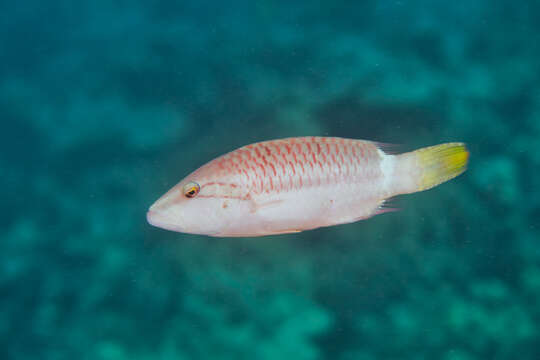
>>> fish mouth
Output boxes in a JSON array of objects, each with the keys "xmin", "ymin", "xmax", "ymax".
[{"xmin": 146, "ymin": 210, "xmax": 184, "ymax": 232}]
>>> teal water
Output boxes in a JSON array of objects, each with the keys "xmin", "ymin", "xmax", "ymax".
[{"xmin": 2, "ymin": 1, "xmax": 540, "ymax": 359}]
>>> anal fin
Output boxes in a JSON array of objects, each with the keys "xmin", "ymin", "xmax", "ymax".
[{"xmin": 270, "ymin": 228, "xmax": 302, "ymax": 235}]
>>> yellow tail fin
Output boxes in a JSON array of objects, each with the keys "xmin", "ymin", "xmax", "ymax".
[{"xmin": 414, "ymin": 142, "xmax": 469, "ymax": 191}]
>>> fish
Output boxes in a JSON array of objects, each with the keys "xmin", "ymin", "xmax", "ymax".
[{"xmin": 147, "ymin": 137, "xmax": 469, "ymax": 237}]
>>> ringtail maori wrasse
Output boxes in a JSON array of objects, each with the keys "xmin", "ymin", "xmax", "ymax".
[{"xmin": 147, "ymin": 137, "xmax": 469, "ymax": 237}]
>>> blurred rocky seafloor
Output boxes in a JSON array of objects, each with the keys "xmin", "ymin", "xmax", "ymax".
[{"xmin": 1, "ymin": 1, "xmax": 540, "ymax": 359}]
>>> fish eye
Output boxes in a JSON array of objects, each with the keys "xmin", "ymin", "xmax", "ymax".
[{"xmin": 183, "ymin": 181, "xmax": 200, "ymax": 198}]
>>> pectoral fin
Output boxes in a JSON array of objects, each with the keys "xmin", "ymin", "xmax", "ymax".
[{"xmin": 249, "ymin": 199, "xmax": 284, "ymax": 213}]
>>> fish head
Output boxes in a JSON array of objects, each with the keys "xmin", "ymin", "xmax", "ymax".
[{"xmin": 147, "ymin": 159, "xmax": 250, "ymax": 236}]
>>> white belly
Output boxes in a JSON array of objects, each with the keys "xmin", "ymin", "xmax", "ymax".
[{"xmin": 226, "ymin": 182, "xmax": 384, "ymax": 236}]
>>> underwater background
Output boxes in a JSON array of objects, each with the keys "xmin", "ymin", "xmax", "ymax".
[{"xmin": 2, "ymin": 1, "xmax": 540, "ymax": 359}]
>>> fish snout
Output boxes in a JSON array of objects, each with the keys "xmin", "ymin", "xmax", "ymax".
[{"xmin": 146, "ymin": 209, "xmax": 184, "ymax": 232}]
